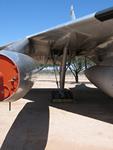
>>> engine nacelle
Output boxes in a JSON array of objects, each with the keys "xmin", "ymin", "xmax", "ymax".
[
  {"xmin": 0, "ymin": 50, "xmax": 38, "ymax": 102},
  {"xmin": 85, "ymin": 65, "xmax": 113, "ymax": 97}
]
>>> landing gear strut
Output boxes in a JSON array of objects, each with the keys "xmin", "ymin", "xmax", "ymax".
[
  {"xmin": 9, "ymin": 102, "xmax": 12, "ymax": 111},
  {"xmin": 52, "ymin": 43, "xmax": 73, "ymax": 102},
  {"xmin": 60, "ymin": 43, "xmax": 68, "ymax": 90}
]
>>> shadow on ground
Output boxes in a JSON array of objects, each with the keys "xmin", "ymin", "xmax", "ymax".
[
  {"xmin": 25, "ymin": 83, "xmax": 113, "ymax": 124},
  {"xmin": 1, "ymin": 84, "xmax": 113, "ymax": 150},
  {"xmin": 52, "ymin": 84, "xmax": 113, "ymax": 124},
  {"xmin": 1, "ymin": 91, "xmax": 50, "ymax": 150}
]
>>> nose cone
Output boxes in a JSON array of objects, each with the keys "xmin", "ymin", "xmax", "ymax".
[{"xmin": 85, "ymin": 66, "xmax": 113, "ymax": 97}]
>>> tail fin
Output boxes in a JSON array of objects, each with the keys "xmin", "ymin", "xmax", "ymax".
[{"xmin": 70, "ymin": 4, "xmax": 76, "ymax": 21}]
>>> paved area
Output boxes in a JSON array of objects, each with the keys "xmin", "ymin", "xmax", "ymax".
[{"xmin": 0, "ymin": 75, "xmax": 113, "ymax": 150}]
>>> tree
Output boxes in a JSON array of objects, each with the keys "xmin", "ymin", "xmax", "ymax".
[
  {"xmin": 69, "ymin": 56, "xmax": 84, "ymax": 83},
  {"xmin": 68, "ymin": 56, "xmax": 95, "ymax": 83}
]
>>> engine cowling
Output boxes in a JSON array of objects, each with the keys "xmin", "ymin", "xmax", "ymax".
[
  {"xmin": 85, "ymin": 65, "xmax": 113, "ymax": 98},
  {"xmin": 0, "ymin": 50, "xmax": 38, "ymax": 102}
]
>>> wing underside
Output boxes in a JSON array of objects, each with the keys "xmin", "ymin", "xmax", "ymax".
[{"xmin": 27, "ymin": 7, "xmax": 113, "ymax": 63}]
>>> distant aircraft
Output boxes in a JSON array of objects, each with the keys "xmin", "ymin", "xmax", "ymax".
[{"xmin": 0, "ymin": 6, "xmax": 113, "ymax": 102}]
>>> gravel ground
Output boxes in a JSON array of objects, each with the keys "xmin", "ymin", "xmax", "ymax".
[{"xmin": 0, "ymin": 74, "xmax": 113, "ymax": 150}]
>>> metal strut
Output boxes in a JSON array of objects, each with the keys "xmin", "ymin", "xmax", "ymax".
[
  {"xmin": 60, "ymin": 42, "xmax": 69, "ymax": 90},
  {"xmin": 9, "ymin": 102, "xmax": 11, "ymax": 111},
  {"xmin": 51, "ymin": 42, "xmax": 73, "ymax": 103}
]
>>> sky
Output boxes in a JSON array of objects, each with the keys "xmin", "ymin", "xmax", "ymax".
[{"xmin": 0, "ymin": 0, "xmax": 113, "ymax": 45}]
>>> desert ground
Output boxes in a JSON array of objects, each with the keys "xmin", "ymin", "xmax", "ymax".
[{"xmin": 0, "ymin": 73, "xmax": 113, "ymax": 150}]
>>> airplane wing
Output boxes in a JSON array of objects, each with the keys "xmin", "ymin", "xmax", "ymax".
[
  {"xmin": 27, "ymin": 6, "xmax": 113, "ymax": 63},
  {"xmin": 0, "ymin": 42, "xmax": 14, "ymax": 50}
]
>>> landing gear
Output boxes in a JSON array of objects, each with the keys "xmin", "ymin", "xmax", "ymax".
[
  {"xmin": 51, "ymin": 89, "xmax": 73, "ymax": 103},
  {"xmin": 60, "ymin": 43, "xmax": 68, "ymax": 90},
  {"xmin": 52, "ymin": 43, "xmax": 73, "ymax": 103}
]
